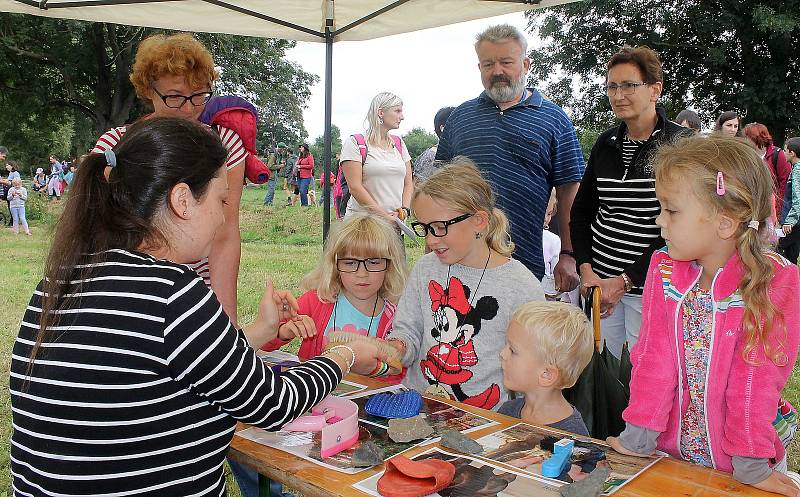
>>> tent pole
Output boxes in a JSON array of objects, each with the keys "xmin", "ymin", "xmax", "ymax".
[{"xmin": 322, "ymin": 23, "xmax": 333, "ymax": 241}]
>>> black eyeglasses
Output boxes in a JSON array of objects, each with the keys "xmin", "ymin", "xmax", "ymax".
[
  {"xmin": 605, "ymin": 82, "xmax": 648, "ymax": 96},
  {"xmin": 336, "ymin": 257, "xmax": 390, "ymax": 273},
  {"xmin": 411, "ymin": 213, "xmax": 473, "ymax": 237},
  {"xmin": 151, "ymin": 85, "xmax": 213, "ymax": 109}
]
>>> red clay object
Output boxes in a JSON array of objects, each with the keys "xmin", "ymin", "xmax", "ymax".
[{"xmin": 377, "ymin": 455, "xmax": 456, "ymax": 497}]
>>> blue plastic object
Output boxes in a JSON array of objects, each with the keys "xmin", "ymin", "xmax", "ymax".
[
  {"xmin": 364, "ymin": 390, "xmax": 423, "ymax": 419},
  {"xmin": 541, "ymin": 438, "xmax": 575, "ymax": 478}
]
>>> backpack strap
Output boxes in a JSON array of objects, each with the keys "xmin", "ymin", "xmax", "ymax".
[
  {"xmin": 353, "ymin": 134, "xmax": 368, "ymax": 166},
  {"xmin": 352, "ymin": 134, "xmax": 404, "ymax": 165},
  {"xmin": 389, "ymin": 134, "xmax": 403, "ymax": 156}
]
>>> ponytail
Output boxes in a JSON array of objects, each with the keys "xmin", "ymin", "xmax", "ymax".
[
  {"xmin": 33, "ymin": 117, "xmax": 227, "ymax": 367},
  {"xmin": 486, "ymin": 208, "xmax": 514, "ymax": 257},
  {"xmin": 737, "ymin": 227, "xmax": 786, "ymax": 365}
]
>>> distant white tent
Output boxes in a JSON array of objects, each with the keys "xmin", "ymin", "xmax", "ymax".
[{"xmin": 0, "ymin": 0, "xmax": 580, "ymax": 236}]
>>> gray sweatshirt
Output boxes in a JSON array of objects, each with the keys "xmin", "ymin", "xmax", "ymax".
[
  {"xmin": 388, "ymin": 252, "xmax": 544, "ymax": 411},
  {"xmin": 8, "ymin": 186, "xmax": 28, "ymax": 209}
]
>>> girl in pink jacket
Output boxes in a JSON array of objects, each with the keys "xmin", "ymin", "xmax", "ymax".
[
  {"xmin": 607, "ymin": 135, "xmax": 800, "ymax": 497},
  {"xmin": 263, "ymin": 213, "xmax": 408, "ymax": 383}
]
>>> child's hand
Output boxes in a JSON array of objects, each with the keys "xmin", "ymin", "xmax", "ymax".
[
  {"xmin": 277, "ymin": 315, "xmax": 316, "ymax": 341},
  {"xmin": 751, "ymin": 470, "xmax": 800, "ymax": 496},
  {"xmin": 605, "ymin": 436, "xmax": 654, "ymax": 458},
  {"xmin": 348, "ymin": 340, "xmax": 388, "ymax": 376}
]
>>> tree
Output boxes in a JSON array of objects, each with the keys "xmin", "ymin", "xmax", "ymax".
[
  {"xmin": 401, "ymin": 127, "xmax": 437, "ymax": 162},
  {"xmin": 310, "ymin": 124, "xmax": 342, "ymax": 176},
  {"xmin": 0, "ymin": 14, "xmax": 317, "ymax": 165},
  {"xmin": 526, "ymin": 1, "xmax": 800, "ymax": 144}
]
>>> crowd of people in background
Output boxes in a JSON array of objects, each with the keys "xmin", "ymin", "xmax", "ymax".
[
  {"xmin": 0, "ymin": 148, "xmax": 79, "ymax": 235},
  {"xmin": 6, "ymin": 23, "xmax": 800, "ymax": 497}
]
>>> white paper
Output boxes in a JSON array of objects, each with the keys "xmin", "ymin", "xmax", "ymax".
[{"xmin": 394, "ymin": 218, "xmax": 420, "ymax": 244}]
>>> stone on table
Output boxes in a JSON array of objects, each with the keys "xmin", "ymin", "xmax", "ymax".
[
  {"xmin": 387, "ymin": 415, "xmax": 434, "ymax": 443},
  {"xmin": 351, "ymin": 441, "xmax": 385, "ymax": 468},
  {"xmin": 559, "ymin": 466, "xmax": 610, "ymax": 497},
  {"xmin": 438, "ymin": 429, "xmax": 483, "ymax": 454}
]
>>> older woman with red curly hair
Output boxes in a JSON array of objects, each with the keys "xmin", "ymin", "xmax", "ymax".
[
  {"xmin": 744, "ymin": 122, "xmax": 792, "ymax": 216},
  {"xmin": 92, "ymin": 33, "xmax": 247, "ymax": 324}
]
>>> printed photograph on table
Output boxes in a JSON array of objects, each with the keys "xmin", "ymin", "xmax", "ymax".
[
  {"xmin": 333, "ymin": 379, "xmax": 369, "ymax": 397},
  {"xmin": 237, "ymin": 415, "xmax": 427, "ymax": 473},
  {"xmin": 354, "ymin": 447, "xmax": 562, "ymax": 497},
  {"xmin": 236, "ymin": 386, "xmax": 498, "ymax": 473},
  {"xmin": 474, "ymin": 423, "xmax": 660, "ymax": 495}
]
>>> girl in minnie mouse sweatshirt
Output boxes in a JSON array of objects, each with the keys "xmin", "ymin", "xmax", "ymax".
[{"xmin": 387, "ymin": 159, "xmax": 544, "ymax": 410}]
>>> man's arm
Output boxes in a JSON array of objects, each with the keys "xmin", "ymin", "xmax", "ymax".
[{"xmin": 554, "ymin": 182, "xmax": 580, "ymax": 292}]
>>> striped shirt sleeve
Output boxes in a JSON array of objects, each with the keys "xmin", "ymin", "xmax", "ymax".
[
  {"xmin": 217, "ymin": 125, "xmax": 247, "ymax": 170},
  {"xmin": 91, "ymin": 127, "xmax": 126, "ymax": 153},
  {"xmin": 163, "ymin": 273, "xmax": 342, "ymax": 429}
]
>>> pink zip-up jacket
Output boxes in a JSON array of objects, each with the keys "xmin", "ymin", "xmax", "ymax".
[
  {"xmin": 262, "ymin": 289, "xmax": 404, "ymax": 383},
  {"xmin": 623, "ymin": 248, "xmax": 800, "ymax": 473}
]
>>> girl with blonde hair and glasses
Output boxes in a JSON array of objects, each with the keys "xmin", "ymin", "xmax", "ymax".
[
  {"xmin": 387, "ymin": 158, "xmax": 544, "ymax": 411},
  {"xmin": 263, "ymin": 213, "xmax": 407, "ymax": 383}
]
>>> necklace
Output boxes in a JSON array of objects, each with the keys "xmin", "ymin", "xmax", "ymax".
[
  {"xmin": 425, "ymin": 250, "xmax": 492, "ymax": 399},
  {"xmin": 332, "ymin": 292, "xmax": 380, "ymax": 336}
]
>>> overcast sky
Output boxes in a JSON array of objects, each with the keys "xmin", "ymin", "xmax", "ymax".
[{"xmin": 285, "ymin": 12, "xmax": 536, "ymax": 141}]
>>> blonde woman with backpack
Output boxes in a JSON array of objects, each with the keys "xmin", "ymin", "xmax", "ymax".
[{"xmin": 339, "ymin": 92, "xmax": 413, "ymax": 223}]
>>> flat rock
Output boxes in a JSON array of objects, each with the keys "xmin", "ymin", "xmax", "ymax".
[
  {"xmin": 351, "ymin": 441, "xmax": 385, "ymax": 467},
  {"xmin": 387, "ymin": 415, "xmax": 434, "ymax": 443},
  {"xmin": 438, "ymin": 429, "xmax": 483, "ymax": 454},
  {"xmin": 559, "ymin": 466, "xmax": 610, "ymax": 497}
]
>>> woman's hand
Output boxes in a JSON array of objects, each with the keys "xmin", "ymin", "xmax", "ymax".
[
  {"xmin": 751, "ymin": 471, "xmax": 800, "ymax": 497},
  {"xmin": 596, "ymin": 276, "xmax": 626, "ymax": 311},
  {"xmin": 580, "ymin": 264, "xmax": 625, "ymax": 317},
  {"xmin": 271, "ymin": 288, "xmax": 300, "ymax": 323},
  {"xmin": 784, "ymin": 224, "xmax": 793, "ymax": 235},
  {"xmin": 245, "ymin": 281, "xmax": 300, "ymax": 348},
  {"xmin": 277, "ymin": 315, "xmax": 316, "ymax": 341},
  {"xmin": 579, "ymin": 264, "xmax": 603, "ymax": 298}
]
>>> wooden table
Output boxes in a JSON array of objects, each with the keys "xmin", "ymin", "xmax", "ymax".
[{"xmin": 229, "ymin": 374, "xmax": 775, "ymax": 497}]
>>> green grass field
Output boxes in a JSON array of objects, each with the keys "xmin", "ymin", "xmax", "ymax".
[{"xmin": 1, "ymin": 185, "xmax": 799, "ymax": 495}]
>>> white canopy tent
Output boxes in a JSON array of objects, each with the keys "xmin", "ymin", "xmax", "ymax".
[{"xmin": 0, "ymin": 0, "xmax": 578, "ymax": 236}]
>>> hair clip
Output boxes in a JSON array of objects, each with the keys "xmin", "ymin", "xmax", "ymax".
[
  {"xmin": 716, "ymin": 171, "xmax": 726, "ymax": 196},
  {"xmin": 748, "ymin": 220, "xmax": 759, "ymax": 230},
  {"xmin": 103, "ymin": 149, "xmax": 117, "ymax": 168}
]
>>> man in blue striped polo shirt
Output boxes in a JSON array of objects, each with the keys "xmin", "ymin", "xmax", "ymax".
[{"xmin": 435, "ymin": 24, "xmax": 584, "ymax": 290}]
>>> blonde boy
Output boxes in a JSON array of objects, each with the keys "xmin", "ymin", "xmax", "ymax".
[{"xmin": 498, "ymin": 301, "xmax": 593, "ymax": 435}]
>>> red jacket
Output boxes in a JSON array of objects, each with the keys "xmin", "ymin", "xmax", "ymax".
[
  {"xmin": 766, "ymin": 144, "xmax": 792, "ymax": 216},
  {"xmin": 298, "ymin": 155, "xmax": 314, "ymax": 179},
  {"xmin": 262, "ymin": 289, "xmax": 403, "ymax": 383}
]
